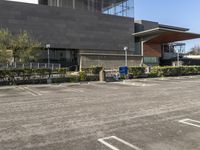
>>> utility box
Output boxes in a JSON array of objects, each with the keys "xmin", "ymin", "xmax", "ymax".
[{"xmin": 119, "ymin": 66, "xmax": 128, "ymax": 76}]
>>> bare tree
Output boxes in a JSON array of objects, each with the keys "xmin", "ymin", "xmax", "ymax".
[{"xmin": 188, "ymin": 45, "xmax": 200, "ymax": 55}]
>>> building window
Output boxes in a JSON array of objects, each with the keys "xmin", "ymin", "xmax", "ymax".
[
  {"xmin": 103, "ymin": 0, "xmax": 134, "ymax": 18},
  {"xmin": 41, "ymin": 0, "xmax": 134, "ymax": 18},
  {"xmin": 134, "ymin": 37, "xmax": 141, "ymax": 55},
  {"xmin": 144, "ymin": 57, "xmax": 159, "ymax": 64}
]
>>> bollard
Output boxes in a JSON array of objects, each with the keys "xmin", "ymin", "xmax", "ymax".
[
  {"xmin": 47, "ymin": 78, "xmax": 52, "ymax": 84},
  {"xmin": 146, "ymin": 66, "xmax": 151, "ymax": 73},
  {"xmin": 99, "ymin": 69, "xmax": 106, "ymax": 82},
  {"xmin": 30, "ymin": 63, "xmax": 32, "ymax": 69}
]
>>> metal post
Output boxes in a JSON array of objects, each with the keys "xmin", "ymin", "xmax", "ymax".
[
  {"xmin": 48, "ymin": 48, "xmax": 50, "ymax": 68},
  {"xmin": 45, "ymin": 44, "xmax": 52, "ymax": 83},
  {"xmin": 177, "ymin": 49, "xmax": 180, "ymax": 66},
  {"xmin": 123, "ymin": 46, "xmax": 128, "ymax": 66},
  {"xmin": 46, "ymin": 44, "xmax": 51, "ymax": 69},
  {"xmin": 52, "ymin": 64, "xmax": 54, "ymax": 70},
  {"xmin": 177, "ymin": 51, "xmax": 179, "ymax": 66},
  {"xmin": 73, "ymin": 0, "xmax": 75, "ymax": 9},
  {"xmin": 125, "ymin": 49, "xmax": 127, "ymax": 66}
]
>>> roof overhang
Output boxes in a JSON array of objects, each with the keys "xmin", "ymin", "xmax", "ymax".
[{"xmin": 132, "ymin": 27, "xmax": 200, "ymax": 44}]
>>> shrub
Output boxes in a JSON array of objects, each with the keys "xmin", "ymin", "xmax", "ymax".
[
  {"xmin": 82, "ymin": 66, "xmax": 103, "ymax": 74},
  {"xmin": 151, "ymin": 66, "xmax": 200, "ymax": 77},
  {"xmin": 128, "ymin": 66, "xmax": 146, "ymax": 78},
  {"xmin": 79, "ymin": 71, "xmax": 87, "ymax": 81},
  {"xmin": 69, "ymin": 75, "xmax": 80, "ymax": 82},
  {"xmin": 56, "ymin": 68, "xmax": 67, "ymax": 75},
  {"xmin": 0, "ymin": 68, "xmax": 63, "ymax": 85}
]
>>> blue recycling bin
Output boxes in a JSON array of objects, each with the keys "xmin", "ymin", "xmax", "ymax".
[{"xmin": 119, "ymin": 66, "xmax": 128, "ymax": 76}]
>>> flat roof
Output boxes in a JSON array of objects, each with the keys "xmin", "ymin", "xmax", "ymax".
[
  {"xmin": 159, "ymin": 24, "xmax": 189, "ymax": 32},
  {"xmin": 133, "ymin": 27, "xmax": 200, "ymax": 43}
]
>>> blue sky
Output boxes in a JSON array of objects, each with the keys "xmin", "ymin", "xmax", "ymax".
[{"xmin": 134, "ymin": 0, "xmax": 200, "ymax": 51}]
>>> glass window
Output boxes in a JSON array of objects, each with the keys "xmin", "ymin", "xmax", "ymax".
[
  {"xmin": 144, "ymin": 57, "xmax": 158, "ymax": 64},
  {"xmin": 134, "ymin": 38, "xmax": 141, "ymax": 55},
  {"xmin": 42, "ymin": 0, "xmax": 134, "ymax": 18},
  {"xmin": 103, "ymin": 0, "xmax": 134, "ymax": 18}
]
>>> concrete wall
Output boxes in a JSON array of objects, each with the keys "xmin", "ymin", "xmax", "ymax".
[
  {"xmin": 135, "ymin": 20, "xmax": 159, "ymax": 32},
  {"xmin": 79, "ymin": 49, "xmax": 142, "ymax": 69},
  {"xmin": 0, "ymin": 0, "xmax": 135, "ymax": 52},
  {"xmin": 80, "ymin": 55, "xmax": 142, "ymax": 69}
]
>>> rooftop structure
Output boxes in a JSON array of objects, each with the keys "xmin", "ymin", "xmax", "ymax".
[{"xmin": 38, "ymin": 0, "xmax": 134, "ymax": 17}]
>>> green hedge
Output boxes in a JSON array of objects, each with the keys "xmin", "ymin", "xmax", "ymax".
[
  {"xmin": 0, "ymin": 68, "xmax": 100, "ymax": 85},
  {"xmin": 0, "ymin": 68, "xmax": 51, "ymax": 78},
  {"xmin": 150, "ymin": 66, "xmax": 200, "ymax": 77},
  {"xmin": 82, "ymin": 66, "xmax": 103, "ymax": 74},
  {"xmin": 128, "ymin": 66, "xmax": 146, "ymax": 78},
  {"xmin": 128, "ymin": 66, "xmax": 200, "ymax": 78},
  {"xmin": 1, "ymin": 66, "xmax": 200, "ymax": 85}
]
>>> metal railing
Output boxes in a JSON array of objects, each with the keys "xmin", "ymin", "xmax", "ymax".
[{"xmin": 0, "ymin": 62, "xmax": 61, "ymax": 70}]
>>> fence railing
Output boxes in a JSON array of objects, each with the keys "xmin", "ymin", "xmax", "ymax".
[{"xmin": 0, "ymin": 62, "xmax": 61, "ymax": 70}]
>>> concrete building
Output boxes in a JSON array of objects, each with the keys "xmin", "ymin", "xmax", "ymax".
[{"xmin": 0, "ymin": 0, "xmax": 200, "ymax": 69}]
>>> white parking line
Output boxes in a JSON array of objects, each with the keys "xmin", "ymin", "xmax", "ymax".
[
  {"xmin": 179, "ymin": 118, "xmax": 200, "ymax": 128},
  {"xmin": 98, "ymin": 136, "xmax": 141, "ymax": 150},
  {"xmin": 17, "ymin": 86, "xmax": 42, "ymax": 96},
  {"xmin": 24, "ymin": 87, "xmax": 42, "ymax": 96}
]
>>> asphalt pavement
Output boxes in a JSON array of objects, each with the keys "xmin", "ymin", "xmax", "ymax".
[{"xmin": 0, "ymin": 76, "xmax": 200, "ymax": 150}]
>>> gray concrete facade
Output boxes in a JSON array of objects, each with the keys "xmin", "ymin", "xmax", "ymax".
[
  {"xmin": 79, "ymin": 49, "xmax": 142, "ymax": 69},
  {"xmin": 0, "ymin": 0, "xmax": 141, "ymax": 69}
]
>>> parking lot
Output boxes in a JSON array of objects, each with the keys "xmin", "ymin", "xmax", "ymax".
[{"xmin": 0, "ymin": 76, "xmax": 200, "ymax": 150}]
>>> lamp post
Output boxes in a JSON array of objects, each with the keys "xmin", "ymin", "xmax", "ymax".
[
  {"xmin": 45, "ymin": 44, "xmax": 51, "ymax": 68},
  {"xmin": 177, "ymin": 50, "xmax": 179, "ymax": 66},
  {"xmin": 45, "ymin": 44, "xmax": 51, "ymax": 83},
  {"xmin": 177, "ymin": 46, "xmax": 182, "ymax": 66},
  {"xmin": 123, "ymin": 46, "xmax": 128, "ymax": 66}
]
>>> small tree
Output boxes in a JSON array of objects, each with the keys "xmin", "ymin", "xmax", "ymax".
[
  {"xmin": 11, "ymin": 31, "xmax": 41, "ymax": 63},
  {"xmin": 0, "ymin": 29, "xmax": 12, "ymax": 63},
  {"xmin": 0, "ymin": 29, "xmax": 41, "ymax": 64},
  {"xmin": 188, "ymin": 45, "xmax": 200, "ymax": 55}
]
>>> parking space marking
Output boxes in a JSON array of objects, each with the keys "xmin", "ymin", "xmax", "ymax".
[
  {"xmin": 17, "ymin": 86, "xmax": 42, "ymax": 96},
  {"xmin": 98, "ymin": 136, "xmax": 141, "ymax": 150},
  {"xmin": 179, "ymin": 118, "xmax": 200, "ymax": 128},
  {"xmin": 24, "ymin": 87, "xmax": 42, "ymax": 96}
]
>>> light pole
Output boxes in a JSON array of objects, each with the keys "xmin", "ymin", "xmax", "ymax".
[
  {"xmin": 123, "ymin": 46, "xmax": 128, "ymax": 66},
  {"xmin": 177, "ymin": 46, "xmax": 182, "ymax": 66},
  {"xmin": 46, "ymin": 44, "xmax": 50, "ymax": 68},
  {"xmin": 177, "ymin": 49, "xmax": 179, "ymax": 66},
  {"xmin": 45, "ymin": 44, "xmax": 51, "ymax": 83}
]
